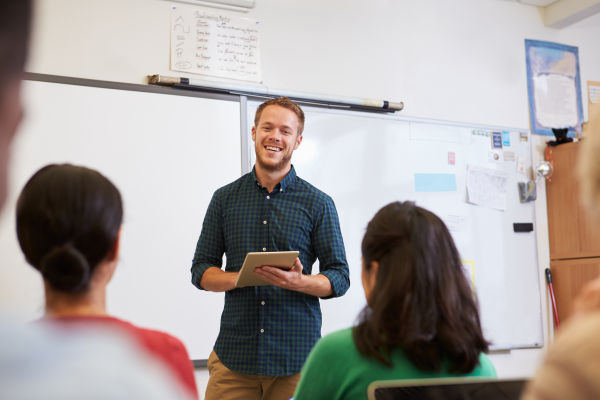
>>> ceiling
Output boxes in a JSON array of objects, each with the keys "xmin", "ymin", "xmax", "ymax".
[
  {"xmin": 496, "ymin": 0, "xmax": 600, "ymax": 28},
  {"xmin": 502, "ymin": 0, "xmax": 559, "ymax": 6}
]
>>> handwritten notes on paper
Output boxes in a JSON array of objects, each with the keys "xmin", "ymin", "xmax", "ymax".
[
  {"xmin": 171, "ymin": 6, "xmax": 261, "ymax": 82},
  {"xmin": 466, "ymin": 165, "xmax": 508, "ymax": 211}
]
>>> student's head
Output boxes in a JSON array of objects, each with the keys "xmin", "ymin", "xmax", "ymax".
[
  {"xmin": 355, "ymin": 201, "xmax": 488, "ymax": 373},
  {"xmin": 252, "ymin": 97, "xmax": 304, "ymax": 173},
  {"xmin": 16, "ymin": 164, "xmax": 123, "ymax": 294},
  {"xmin": 0, "ymin": 0, "xmax": 32, "ymax": 210}
]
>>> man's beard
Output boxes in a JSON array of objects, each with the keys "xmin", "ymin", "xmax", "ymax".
[{"xmin": 256, "ymin": 146, "xmax": 293, "ymax": 173}]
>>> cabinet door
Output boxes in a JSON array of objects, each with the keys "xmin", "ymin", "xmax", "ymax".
[
  {"xmin": 546, "ymin": 142, "xmax": 600, "ymax": 260},
  {"xmin": 551, "ymin": 258, "xmax": 600, "ymax": 321}
]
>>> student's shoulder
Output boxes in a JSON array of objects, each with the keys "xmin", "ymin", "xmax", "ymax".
[
  {"xmin": 115, "ymin": 320, "xmax": 189, "ymax": 354},
  {"xmin": 474, "ymin": 353, "xmax": 497, "ymax": 378},
  {"xmin": 311, "ymin": 328, "xmax": 357, "ymax": 359}
]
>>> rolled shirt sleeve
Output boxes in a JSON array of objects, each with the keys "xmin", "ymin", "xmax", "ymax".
[
  {"xmin": 313, "ymin": 197, "xmax": 350, "ymax": 299},
  {"xmin": 191, "ymin": 191, "xmax": 225, "ymax": 291}
]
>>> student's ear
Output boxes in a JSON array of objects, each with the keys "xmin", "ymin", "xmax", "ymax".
[
  {"xmin": 107, "ymin": 227, "xmax": 122, "ymax": 262},
  {"xmin": 251, "ymin": 126, "xmax": 256, "ymax": 143},
  {"xmin": 370, "ymin": 260, "xmax": 379, "ymax": 280}
]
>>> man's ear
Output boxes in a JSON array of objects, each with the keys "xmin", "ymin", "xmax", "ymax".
[
  {"xmin": 294, "ymin": 134, "xmax": 303, "ymax": 150},
  {"xmin": 251, "ymin": 126, "xmax": 256, "ymax": 143},
  {"xmin": 107, "ymin": 227, "xmax": 122, "ymax": 262}
]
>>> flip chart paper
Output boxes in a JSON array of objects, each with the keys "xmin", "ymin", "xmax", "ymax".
[
  {"xmin": 466, "ymin": 165, "xmax": 508, "ymax": 211},
  {"xmin": 414, "ymin": 174, "xmax": 457, "ymax": 192},
  {"xmin": 171, "ymin": 6, "xmax": 261, "ymax": 82}
]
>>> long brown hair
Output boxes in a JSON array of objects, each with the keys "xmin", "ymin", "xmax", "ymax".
[{"xmin": 353, "ymin": 202, "xmax": 489, "ymax": 373}]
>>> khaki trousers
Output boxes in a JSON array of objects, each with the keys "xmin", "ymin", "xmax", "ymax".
[{"xmin": 205, "ymin": 350, "xmax": 301, "ymax": 400}]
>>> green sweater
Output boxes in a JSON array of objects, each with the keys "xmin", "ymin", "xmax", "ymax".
[{"xmin": 293, "ymin": 328, "xmax": 497, "ymax": 400}]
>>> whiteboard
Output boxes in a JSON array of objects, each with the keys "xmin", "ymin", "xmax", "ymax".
[
  {"xmin": 247, "ymin": 101, "xmax": 543, "ymax": 350},
  {"xmin": 0, "ymin": 77, "xmax": 239, "ymax": 360}
]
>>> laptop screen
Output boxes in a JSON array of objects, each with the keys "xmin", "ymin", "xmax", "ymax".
[{"xmin": 368, "ymin": 378, "xmax": 527, "ymax": 400}]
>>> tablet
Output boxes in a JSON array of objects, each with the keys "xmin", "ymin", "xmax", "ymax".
[{"xmin": 235, "ymin": 251, "xmax": 299, "ymax": 287}]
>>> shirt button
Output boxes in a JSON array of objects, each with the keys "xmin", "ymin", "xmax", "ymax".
[
  {"xmin": 263, "ymin": 221, "xmax": 267, "ymax": 224},
  {"xmin": 260, "ymin": 329, "xmax": 264, "ymax": 333},
  {"xmin": 263, "ymin": 247, "xmax": 266, "ymax": 251},
  {"xmin": 261, "ymin": 301, "xmax": 265, "ymax": 305},
  {"xmin": 266, "ymin": 196, "xmax": 270, "ymax": 199}
]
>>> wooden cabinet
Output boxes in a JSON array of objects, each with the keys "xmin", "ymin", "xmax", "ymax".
[
  {"xmin": 546, "ymin": 141, "xmax": 600, "ymax": 322},
  {"xmin": 546, "ymin": 142, "xmax": 600, "ymax": 260},
  {"xmin": 550, "ymin": 258, "xmax": 600, "ymax": 321}
]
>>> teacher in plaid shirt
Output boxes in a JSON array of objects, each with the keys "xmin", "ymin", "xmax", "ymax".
[{"xmin": 191, "ymin": 97, "xmax": 350, "ymax": 400}]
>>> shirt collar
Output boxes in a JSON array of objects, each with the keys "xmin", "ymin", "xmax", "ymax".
[{"xmin": 251, "ymin": 165, "xmax": 297, "ymax": 192}]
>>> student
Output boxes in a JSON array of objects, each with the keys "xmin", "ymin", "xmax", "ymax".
[
  {"xmin": 521, "ymin": 105, "xmax": 600, "ymax": 400},
  {"xmin": 294, "ymin": 201, "xmax": 496, "ymax": 400},
  {"xmin": 15, "ymin": 164, "xmax": 199, "ymax": 399}
]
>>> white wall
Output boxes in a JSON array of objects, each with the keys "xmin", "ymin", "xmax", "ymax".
[{"xmin": 23, "ymin": 0, "xmax": 600, "ymax": 396}]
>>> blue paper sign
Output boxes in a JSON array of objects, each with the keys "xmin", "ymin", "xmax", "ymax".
[
  {"xmin": 492, "ymin": 132, "xmax": 503, "ymax": 149},
  {"xmin": 502, "ymin": 131, "xmax": 510, "ymax": 147},
  {"xmin": 414, "ymin": 174, "xmax": 457, "ymax": 192}
]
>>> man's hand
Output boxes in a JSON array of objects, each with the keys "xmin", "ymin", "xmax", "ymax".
[
  {"xmin": 254, "ymin": 257, "xmax": 305, "ymax": 290},
  {"xmin": 254, "ymin": 258, "xmax": 333, "ymax": 297}
]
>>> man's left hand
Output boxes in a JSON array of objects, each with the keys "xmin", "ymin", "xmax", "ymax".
[{"xmin": 254, "ymin": 257, "xmax": 305, "ymax": 291}]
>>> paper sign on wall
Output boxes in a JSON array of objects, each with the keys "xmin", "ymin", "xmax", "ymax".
[
  {"xmin": 466, "ymin": 165, "xmax": 508, "ymax": 211},
  {"xmin": 170, "ymin": 6, "xmax": 262, "ymax": 82},
  {"xmin": 414, "ymin": 174, "xmax": 457, "ymax": 192},
  {"xmin": 517, "ymin": 156, "xmax": 526, "ymax": 174},
  {"xmin": 525, "ymin": 40, "xmax": 584, "ymax": 137}
]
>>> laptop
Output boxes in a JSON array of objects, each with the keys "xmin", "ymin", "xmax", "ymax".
[{"xmin": 367, "ymin": 377, "xmax": 527, "ymax": 400}]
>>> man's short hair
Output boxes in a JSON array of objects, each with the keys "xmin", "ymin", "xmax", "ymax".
[
  {"xmin": 0, "ymin": 0, "xmax": 32, "ymax": 94},
  {"xmin": 254, "ymin": 97, "xmax": 305, "ymax": 136}
]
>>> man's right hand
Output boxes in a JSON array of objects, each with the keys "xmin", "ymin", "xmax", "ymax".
[{"xmin": 199, "ymin": 267, "xmax": 241, "ymax": 292}]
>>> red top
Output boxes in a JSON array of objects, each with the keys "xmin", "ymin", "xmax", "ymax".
[{"xmin": 47, "ymin": 316, "xmax": 198, "ymax": 399}]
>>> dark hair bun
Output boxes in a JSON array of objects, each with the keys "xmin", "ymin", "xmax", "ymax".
[{"xmin": 39, "ymin": 243, "xmax": 91, "ymax": 293}]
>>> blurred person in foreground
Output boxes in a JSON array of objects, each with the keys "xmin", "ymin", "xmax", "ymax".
[
  {"xmin": 15, "ymin": 164, "xmax": 199, "ymax": 399},
  {"xmin": 521, "ymin": 105, "xmax": 600, "ymax": 400},
  {"xmin": 0, "ymin": 2, "xmax": 194, "ymax": 399},
  {"xmin": 294, "ymin": 202, "xmax": 496, "ymax": 400}
]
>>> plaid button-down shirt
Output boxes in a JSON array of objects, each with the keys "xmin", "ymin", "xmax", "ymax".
[{"xmin": 191, "ymin": 165, "xmax": 350, "ymax": 376}]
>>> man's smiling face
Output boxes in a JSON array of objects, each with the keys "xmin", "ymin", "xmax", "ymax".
[{"xmin": 252, "ymin": 105, "xmax": 303, "ymax": 173}]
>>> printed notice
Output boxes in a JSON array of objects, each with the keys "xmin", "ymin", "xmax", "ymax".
[
  {"xmin": 171, "ymin": 6, "xmax": 261, "ymax": 82},
  {"xmin": 466, "ymin": 165, "xmax": 509, "ymax": 211},
  {"xmin": 443, "ymin": 214, "xmax": 467, "ymax": 232},
  {"xmin": 525, "ymin": 40, "xmax": 583, "ymax": 136}
]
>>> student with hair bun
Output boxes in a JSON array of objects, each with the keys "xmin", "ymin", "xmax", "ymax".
[
  {"xmin": 294, "ymin": 201, "xmax": 496, "ymax": 400},
  {"xmin": 16, "ymin": 164, "xmax": 198, "ymax": 399}
]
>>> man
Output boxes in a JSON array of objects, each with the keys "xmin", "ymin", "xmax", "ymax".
[
  {"xmin": 0, "ymin": 3, "xmax": 193, "ymax": 398},
  {"xmin": 192, "ymin": 97, "xmax": 350, "ymax": 400}
]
